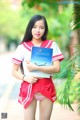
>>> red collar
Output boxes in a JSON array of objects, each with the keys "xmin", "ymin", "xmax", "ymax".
[{"xmin": 22, "ymin": 40, "xmax": 53, "ymax": 51}]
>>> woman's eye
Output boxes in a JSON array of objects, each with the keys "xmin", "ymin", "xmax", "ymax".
[
  {"xmin": 33, "ymin": 26, "xmax": 36, "ymax": 28},
  {"xmin": 40, "ymin": 27, "xmax": 44, "ymax": 29},
  {"xmin": 33, "ymin": 26, "xmax": 45, "ymax": 29}
]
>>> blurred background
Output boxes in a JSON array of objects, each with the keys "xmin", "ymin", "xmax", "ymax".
[{"xmin": 0, "ymin": 0, "xmax": 80, "ymax": 120}]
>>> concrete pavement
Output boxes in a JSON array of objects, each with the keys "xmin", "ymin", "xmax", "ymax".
[{"xmin": 2, "ymin": 99, "xmax": 80, "ymax": 120}]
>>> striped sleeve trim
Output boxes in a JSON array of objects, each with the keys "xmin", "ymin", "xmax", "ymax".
[
  {"xmin": 12, "ymin": 58, "xmax": 22, "ymax": 64},
  {"xmin": 52, "ymin": 54, "xmax": 64, "ymax": 62}
]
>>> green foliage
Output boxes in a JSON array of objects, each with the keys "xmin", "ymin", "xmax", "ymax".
[
  {"xmin": 0, "ymin": 1, "xmax": 73, "ymax": 51},
  {"xmin": 47, "ymin": 5, "xmax": 72, "ymax": 49},
  {"xmin": 71, "ymin": 2, "xmax": 80, "ymax": 112},
  {"xmin": 72, "ymin": 0, "xmax": 80, "ymax": 30},
  {"xmin": 0, "ymin": 1, "xmax": 28, "ymax": 45},
  {"xmin": 56, "ymin": 48, "xmax": 80, "ymax": 112},
  {"xmin": 53, "ymin": 60, "xmax": 69, "ymax": 78},
  {"xmin": 57, "ymin": 70, "xmax": 74, "ymax": 111},
  {"xmin": 76, "ymin": 81, "xmax": 80, "ymax": 113},
  {"xmin": 22, "ymin": 0, "xmax": 58, "ymax": 8}
]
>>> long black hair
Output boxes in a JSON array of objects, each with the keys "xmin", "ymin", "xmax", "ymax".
[{"xmin": 22, "ymin": 15, "xmax": 48, "ymax": 42}]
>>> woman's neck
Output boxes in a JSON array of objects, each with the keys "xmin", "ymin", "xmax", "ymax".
[{"xmin": 31, "ymin": 39, "xmax": 43, "ymax": 46}]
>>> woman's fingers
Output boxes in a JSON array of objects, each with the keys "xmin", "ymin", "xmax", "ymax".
[
  {"xmin": 26, "ymin": 60, "xmax": 38, "ymax": 72},
  {"xmin": 24, "ymin": 75, "xmax": 39, "ymax": 84},
  {"xmin": 33, "ymin": 76, "xmax": 39, "ymax": 83},
  {"xmin": 32, "ymin": 76, "xmax": 38, "ymax": 83},
  {"xmin": 26, "ymin": 60, "xmax": 30, "ymax": 64}
]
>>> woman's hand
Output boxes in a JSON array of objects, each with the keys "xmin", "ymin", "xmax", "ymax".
[
  {"xmin": 26, "ymin": 61, "xmax": 38, "ymax": 72},
  {"xmin": 23, "ymin": 75, "xmax": 39, "ymax": 84}
]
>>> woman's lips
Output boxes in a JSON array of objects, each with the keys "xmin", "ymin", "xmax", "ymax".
[{"xmin": 35, "ymin": 34, "xmax": 40, "ymax": 36}]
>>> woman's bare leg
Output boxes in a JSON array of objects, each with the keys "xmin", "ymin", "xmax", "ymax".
[
  {"xmin": 39, "ymin": 98, "xmax": 53, "ymax": 120},
  {"xmin": 24, "ymin": 98, "xmax": 37, "ymax": 120}
]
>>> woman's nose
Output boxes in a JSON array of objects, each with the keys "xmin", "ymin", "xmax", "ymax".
[{"xmin": 36, "ymin": 27, "xmax": 40, "ymax": 32}]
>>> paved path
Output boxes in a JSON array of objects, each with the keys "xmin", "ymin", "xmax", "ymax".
[
  {"xmin": 0, "ymin": 52, "xmax": 80, "ymax": 120},
  {"xmin": 1, "ymin": 99, "xmax": 80, "ymax": 120}
]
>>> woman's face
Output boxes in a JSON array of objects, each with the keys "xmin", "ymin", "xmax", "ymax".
[{"xmin": 31, "ymin": 20, "xmax": 45, "ymax": 40}]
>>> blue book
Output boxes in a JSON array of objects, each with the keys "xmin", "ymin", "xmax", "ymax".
[{"xmin": 30, "ymin": 46, "xmax": 53, "ymax": 78}]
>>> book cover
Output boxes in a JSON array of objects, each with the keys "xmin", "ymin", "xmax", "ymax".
[{"xmin": 30, "ymin": 46, "xmax": 53, "ymax": 78}]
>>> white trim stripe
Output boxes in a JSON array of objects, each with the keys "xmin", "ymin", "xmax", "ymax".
[
  {"xmin": 52, "ymin": 96, "xmax": 56, "ymax": 101},
  {"xmin": 24, "ymin": 42, "xmax": 32, "ymax": 50},
  {"xmin": 22, "ymin": 84, "xmax": 32, "ymax": 106},
  {"xmin": 18, "ymin": 97, "xmax": 22, "ymax": 102},
  {"xmin": 45, "ymin": 41, "xmax": 52, "ymax": 48}
]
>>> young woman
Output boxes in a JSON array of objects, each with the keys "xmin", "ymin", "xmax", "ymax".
[{"xmin": 12, "ymin": 15, "xmax": 64, "ymax": 120}]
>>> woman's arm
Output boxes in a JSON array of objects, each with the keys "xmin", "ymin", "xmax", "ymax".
[
  {"xmin": 12, "ymin": 64, "xmax": 24, "ymax": 80},
  {"xmin": 37, "ymin": 60, "xmax": 60, "ymax": 74},
  {"xmin": 12, "ymin": 63, "xmax": 38, "ymax": 83},
  {"xmin": 27, "ymin": 60, "xmax": 60, "ymax": 74}
]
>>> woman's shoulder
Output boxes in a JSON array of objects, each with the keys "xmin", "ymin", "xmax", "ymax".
[
  {"xmin": 46, "ymin": 40, "xmax": 56, "ymax": 45},
  {"xmin": 20, "ymin": 41, "xmax": 32, "ymax": 51},
  {"xmin": 46, "ymin": 40, "xmax": 60, "ymax": 48},
  {"xmin": 47, "ymin": 39, "xmax": 55, "ymax": 42},
  {"xmin": 15, "ymin": 43, "xmax": 25, "ymax": 51}
]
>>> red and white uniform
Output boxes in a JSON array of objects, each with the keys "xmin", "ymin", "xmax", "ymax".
[{"xmin": 12, "ymin": 40, "xmax": 64, "ymax": 108}]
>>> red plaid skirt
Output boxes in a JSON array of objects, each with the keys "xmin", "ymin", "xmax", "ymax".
[{"xmin": 18, "ymin": 78, "xmax": 56, "ymax": 109}]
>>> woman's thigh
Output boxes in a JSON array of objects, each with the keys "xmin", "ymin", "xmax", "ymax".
[
  {"xmin": 24, "ymin": 98, "xmax": 37, "ymax": 120},
  {"xmin": 39, "ymin": 97, "xmax": 53, "ymax": 120}
]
